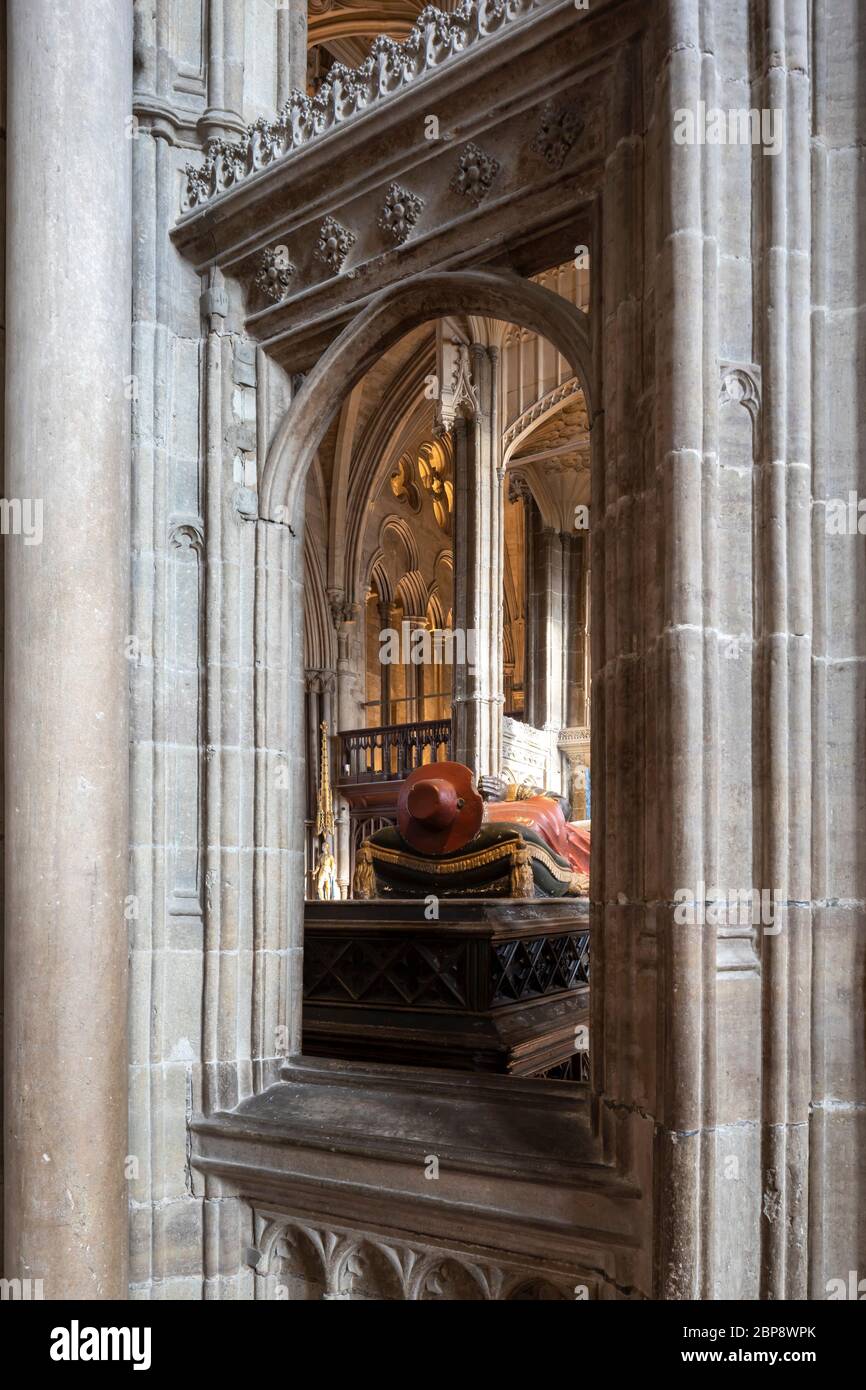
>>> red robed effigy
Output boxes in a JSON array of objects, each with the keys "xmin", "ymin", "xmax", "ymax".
[
  {"xmin": 485, "ymin": 796, "xmax": 590, "ymax": 876},
  {"xmin": 353, "ymin": 762, "xmax": 590, "ymax": 900}
]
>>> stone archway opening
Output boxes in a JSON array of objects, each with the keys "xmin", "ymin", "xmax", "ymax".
[
  {"xmin": 260, "ymin": 267, "xmax": 594, "ymax": 522},
  {"xmin": 279, "ymin": 263, "xmax": 596, "ymax": 1085}
]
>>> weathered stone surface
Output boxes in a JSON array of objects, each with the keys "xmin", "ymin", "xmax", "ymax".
[{"xmin": 4, "ymin": 0, "xmax": 133, "ymax": 1299}]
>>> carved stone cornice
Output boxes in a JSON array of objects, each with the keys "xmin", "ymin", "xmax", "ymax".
[
  {"xmin": 181, "ymin": 3, "xmax": 545, "ymax": 211},
  {"xmin": 131, "ymin": 95, "xmax": 201, "ymax": 148},
  {"xmin": 558, "ymin": 725, "xmax": 591, "ymax": 761},
  {"xmin": 190, "ymin": 1055, "xmax": 642, "ymax": 1290},
  {"xmin": 171, "ymin": 1, "xmax": 619, "ymax": 367}
]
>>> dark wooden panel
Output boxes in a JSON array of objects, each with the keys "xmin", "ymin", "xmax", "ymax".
[{"xmin": 303, "ymin": 899, "xmax": 590, "ymax": 1076}]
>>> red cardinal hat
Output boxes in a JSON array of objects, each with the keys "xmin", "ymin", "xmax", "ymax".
[{"xmin": 396, "ymin": 761, "xmax": 484, "ymax": 855}]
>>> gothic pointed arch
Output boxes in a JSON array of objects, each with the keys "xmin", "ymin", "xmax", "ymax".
[
  {"xmin": 368, "ymin": 551, "xmax": 394, "ymax": 605},
  {"xmin": 395, "ymin": 569, "xmax": 428, "ymax": 618},
  {"xmin": 379, "ymin": 514, "xmax": 420, "ymax": 574},
  {"xmin": 344, "ymin": 345, "xmax": 436, "ymax": 602},
  {"xmin": 426, "ymin": 586, "xmax": 445, "ymax": 631},
  {"xmin": 260, "ymin": 268, "xmax": 593, "ymax": 522}
]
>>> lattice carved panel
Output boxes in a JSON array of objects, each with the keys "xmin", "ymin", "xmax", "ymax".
[
  {"xmin": 305, "ymin": 936, "xmax": 469, "ymax": 1008},
  {"xmin": 491, "ymin": 930, "xmax": 589, "ymax": 1005}
]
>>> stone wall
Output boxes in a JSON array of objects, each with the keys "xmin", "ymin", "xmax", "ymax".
[
  {"xmin": 589, "ymin": 0, "xmax": 866, "ymax": 1299},
  {"xmin": 128, "ymin": 0, "xmax": 302, "ymax": 1300},
  {"xmin": 807, "ymin": 0, "xmax": 866, "ymax": 1295}
]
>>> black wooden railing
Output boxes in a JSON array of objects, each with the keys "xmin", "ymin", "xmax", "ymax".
[{"xmin": 338, "ymin": 718, "xmax": 452, "ymax": 784}]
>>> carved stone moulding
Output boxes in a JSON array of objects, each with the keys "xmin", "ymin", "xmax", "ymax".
[
  {"xmin": 508, "ymin": 472, "xmax": 533, "ymax": 505},
  {"xmin": 502, "ymin": 713, "xmax": 551, "ymax": 753},
  {"xmin": 437, "ymin": 340, "xmax": 479, "ymax": 429},
  {"xmin": 719, "ymin": 361, "xmax": 762, "ymax": 420},
  {"xmin": 314, "ymin": 215, "xmax": 356, "ymax": 273},
  {"xmin": 327, "ymin": 589, "xmax": 360, "ymax": 629},
  {"xmin": 450, "ymin": 141, "xmax": 500, "ymax": 204},
  {"xmin": 557, "ymin": 725, "xmax": 591, "ymax": 752},
  {"xmin": 168, "ymin": 517, "xmax": 204, "ymax": 555},
  {"xmin": 378, "ymin": 182, "xmax": 425, "ymax": 245},
  {"xmin": 305, "ymin": 667, "xmax": 337, "ymax": 697},
  {"xmin": 503, "ymin": 377, "xmax": 584, "ymax": 450}
]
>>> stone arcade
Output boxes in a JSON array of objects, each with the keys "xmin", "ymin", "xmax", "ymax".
[{"xmin": 1, "ymin": 0, "xmax": 865, "ymax": 1303}]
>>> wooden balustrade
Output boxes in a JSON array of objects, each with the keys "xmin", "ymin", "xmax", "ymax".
[{"xmin": 338, "ymin": 718, "xmax": 452, "ymax": 784}]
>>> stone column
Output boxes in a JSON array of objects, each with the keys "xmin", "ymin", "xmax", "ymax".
[
  {"xmin": 521, "ymin": 489, "xmax": 537, "ymax": 726},
  {"xmin": 199, "ymin": 0, "xmax": 246, "ymax": 143},
  {"xmin": 450, "ymin": 346, "xmax": 504, "ymax": 778},
  {"xmin": 4, "ymin": 0, "xmax": 132, "ymax": 1298},
  {"xmin": 305, "ymin": 673, "xmax": 321, "ymax": 898},
  {"xmin": 557, "ymin": 530, "xmax": 589, "ymax": 811},
  {"xmin": 377, "ymin": 599, "xmax": 392, "ymax": 724},
  {"xmin": 0, "ymin": 0, "xmax": 7, "ymax": 1266},
  {"xmin": 755, "ymin": 0, "xmax": 813, "ymax": 1301},
  {"xmin": 564, "ymin": 531, "xmax": 589, "ymax": 728},
  {"xmin": 276, "ymin": 0, "xmax": 308, "ymax": 107},
  {"xmin": 329, "ymin": 592, "xmax": 361, "ymax": 733},
  {"xmin": 402, "ymin": 616, "xmax": 429, "ymax": 723},
  {"xmin": 507, "ymin": 474, "xmax": 532, "ymax": 721},
  {"xmin": 503, "ymin": 661, "xmax": 515, "ymax": 712},
  {"xmin": 525, "ymin": 514, "xmax": 566, "ymax": 737},
  {"xmin": 304, "ymin": 671, "xmax": 337, "ymax": 899}
]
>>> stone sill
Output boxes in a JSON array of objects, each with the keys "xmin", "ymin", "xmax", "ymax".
[{"xmin": 191, "ymin": 1057, "xmax": 642, "ymax": 1267}]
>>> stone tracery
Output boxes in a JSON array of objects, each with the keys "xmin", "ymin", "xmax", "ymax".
[{"xmin": 5, "ymin": 0, "xmax": 862, "ymax": 1312}]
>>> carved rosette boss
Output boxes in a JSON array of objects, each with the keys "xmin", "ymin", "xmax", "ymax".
[
  {"xmin": 450, "ymin": 142, "xmax": 500, "ymax": 204},
  {"xmin": 378, "ymin": 182, "xmax": 424, "ymax": 246},
  {"xmin": 255, "ymin": 246, "xmax": 296, "ymax": 301},
  {"xmin": 531, "ymin": 101, "xmax": 583, "ymax": 170},
  {"xmin": 315, "ymin": 215, "xmax": 356, "ymax": 273}
]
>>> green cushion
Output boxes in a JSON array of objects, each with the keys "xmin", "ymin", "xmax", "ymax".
[{"xmin": 365, "ymin": 822, "xmax": 578, "ymax": 899}]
